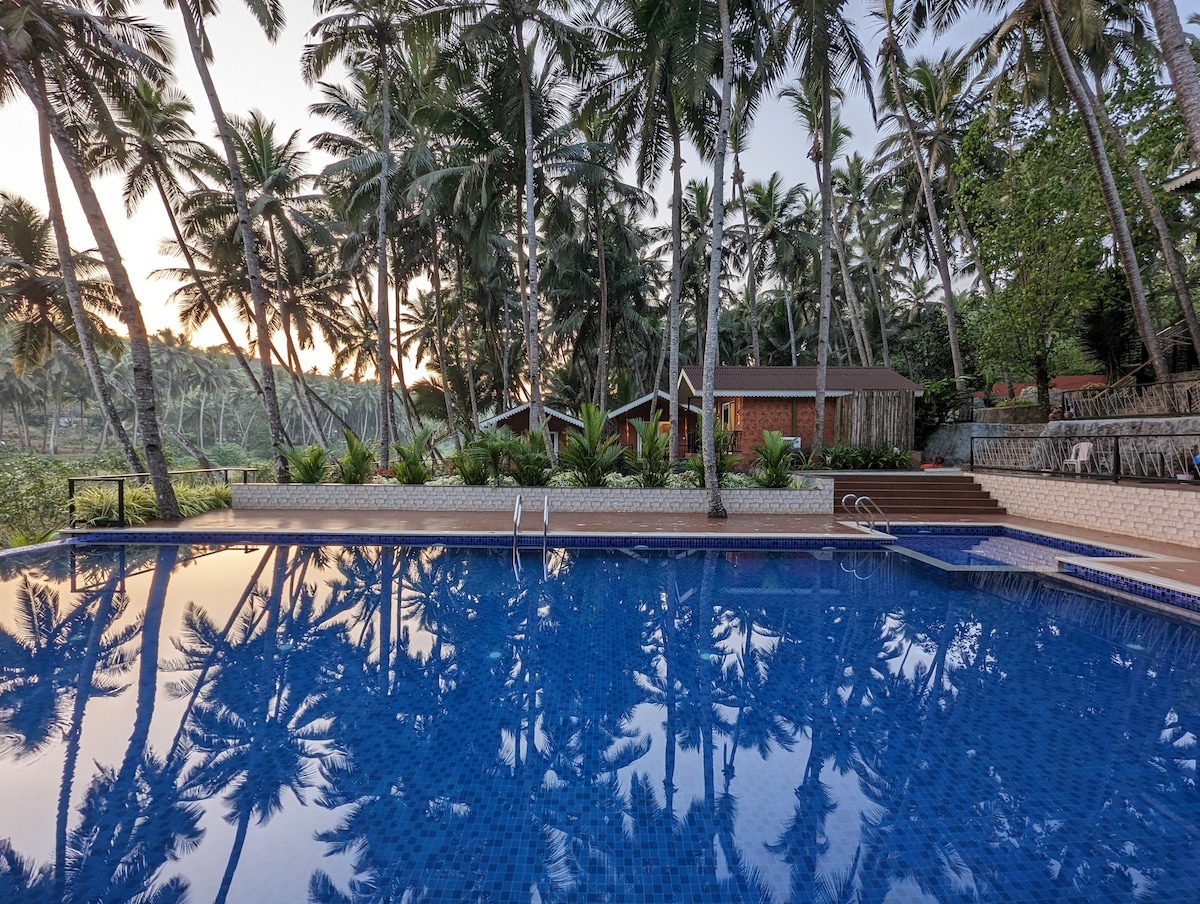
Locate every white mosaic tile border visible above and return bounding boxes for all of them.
[975,473,1200,548]
[232,481,834,515]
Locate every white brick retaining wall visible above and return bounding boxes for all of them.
[975,473,1200,547]
[232,481,834,515]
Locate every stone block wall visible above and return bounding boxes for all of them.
[975,473,1200,548]
[232,481,835,515]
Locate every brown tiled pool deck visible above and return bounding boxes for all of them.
[72,506,1200,619]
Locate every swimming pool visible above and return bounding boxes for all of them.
[888,526,1135,569]
[1,539,1198,902]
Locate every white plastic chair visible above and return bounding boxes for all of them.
[1062,441,1093,473]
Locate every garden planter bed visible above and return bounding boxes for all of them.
[231,481,835,515]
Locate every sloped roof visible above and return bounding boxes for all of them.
[1165,167,1200,193]
[478,403,584,430]
[680,366,923,397]
[606,390,701,419]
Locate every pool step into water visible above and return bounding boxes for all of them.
[832,473,1006,517]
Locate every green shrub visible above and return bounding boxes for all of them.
[509,430,550,486]
[630,412,671,488]
[820,445,912,470]
[751,430,799,488]
[391,427,434,484]
[280,444,333,483]
[0,453,71,538]
[558,404,626,487]
[683,418,741,488]
[472,426,514,486]
[204,441,258,467]
[450,438,490,485]
[71,481,232,526]
[337,430,377,484]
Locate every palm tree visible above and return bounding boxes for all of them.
[304,0,414,465]
[118,78,269,406]
[169,0,290,482]
[0,9,179,517]
[874,0,966,384]
[778,0,874,458]
[1144,0,1200,160]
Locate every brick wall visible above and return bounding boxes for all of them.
[975,473,1200,547]
[233,481,835,515]
[737,398,836,456]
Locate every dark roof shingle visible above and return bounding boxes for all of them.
[680,366,922,395]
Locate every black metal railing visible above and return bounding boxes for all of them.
[969,434,1200,483]
[686,430,742,455]
[1060,377,1200,420]
[68,467,257,528]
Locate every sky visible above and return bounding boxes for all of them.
[0,0,991,373]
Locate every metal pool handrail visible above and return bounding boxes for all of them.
[512,495,523,577]
[841,492,890,535]
[542,495,550,580]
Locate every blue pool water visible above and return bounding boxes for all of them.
[890,527,1133,568]
[1,540,1198,903]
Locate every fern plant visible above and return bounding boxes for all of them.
[280,444,332,483]
[337,430,377,484]
[751,430,799,488]
[630,412,671,488]
[558,403,626,487]
[392,427,434,484]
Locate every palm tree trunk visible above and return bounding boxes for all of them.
[174,0,289,483]
[853,214,892,367]
[151,170,265,399]
[1146,0,1200,161]
[831,209,871,365]
[514,21,544,432]
[812,71,835,459]
[882,36,965,385]
[34,102,144,475]
[784,281,798,366]
[702,0,733,519]
[1088,82,1200,360]
[733,148,760,363]
[376,45,394,465]
[1040,0,1170,381]
[214,808,251,904]
[3,45,180,518]
[667,96,685,462]
[594,203,611,407]
[430,226,460,447]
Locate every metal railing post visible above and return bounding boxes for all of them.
[68,478,76,527]
[117,478,126,528]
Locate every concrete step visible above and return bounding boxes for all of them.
[832,473,1005,515]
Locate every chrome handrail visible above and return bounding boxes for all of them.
[854,495,890,535]
[512,495,523,577]
[542,495,550,580]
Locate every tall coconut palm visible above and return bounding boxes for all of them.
[304,0,414,465]
[168,0,290,482]
[874,0,965,384]
[1144,0,1200,160]
[422,0,594,435]
[0,11,180,517]
[778,0,874,458]
[701,0,734,519]
[117,78,269,405]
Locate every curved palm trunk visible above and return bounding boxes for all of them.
[702,0,733,519]
[831,208,871,365]
[35,103,144,475]
[1088,84,1200,360]
[430,226,460,446]
[668,98,685,462]
[1146,0,1200,161]
[174,0,289,483]
[1040,0,1170,381]
[853,216,892,367]
[376,47,394,465]
[515,22,544,433]
[784,281,798,366]
[4,47,181,519]
[150,170,265,400]
[812,72,834,460]
[882,36,965,386]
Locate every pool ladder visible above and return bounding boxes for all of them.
[511,495,552,579]
[841,493,890,535]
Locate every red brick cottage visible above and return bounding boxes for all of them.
[607,390,702,459]
[679,365,923,456]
